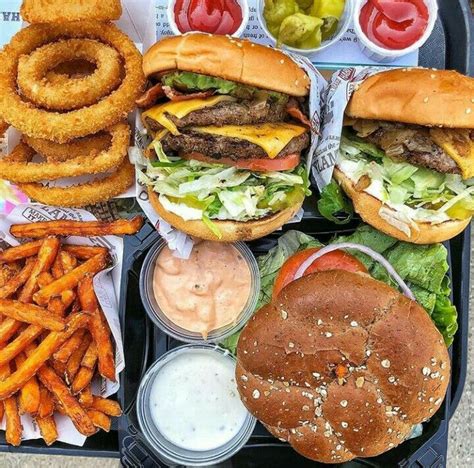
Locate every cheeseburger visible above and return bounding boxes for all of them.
[334,68,474,244]
[137,33,311,241]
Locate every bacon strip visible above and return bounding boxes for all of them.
[286,103,311,128]
[135,83,165,108]
[163,86,214,101]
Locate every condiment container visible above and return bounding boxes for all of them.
[140,238,260,343]
[136,344,256,466]
[167,0,249,37]
[257,0,354,55]
[353,0,438,63]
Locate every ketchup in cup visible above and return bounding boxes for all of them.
[174,0,243,35]
[360,0,429,50]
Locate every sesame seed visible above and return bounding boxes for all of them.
[388,376,396,383]
[295,80,299,85]
[241,375,248,382]
[422,367,431,376]
[430,74,436,79]
[317,319,323,325]
[302,405,310,411]
[431,371,440,379]
[283,381,289,387]
[435,398,442,405]
[423,97,429,103]
[366,350,372,357]
[350,321,358,327]
[315,407,322,417]
[253,341,257,346]
[336,445,342,451]
[252,389,260,399]
[356,377,365,388]
[281,310,288,320]
[312,372,321,379]
[340,400,348,407]
[288,342,295,348]
[344,315,349,319]
[471,98,474,103]
[325,332,333,338]
[341,422,348,428]
[389,443,394,448]
[324,431,331,438]
[466,108,472,114]
[377,398,383,404]
[441,362,447,370]
[381,359,391,368]
[280,59,285,64]
[264,391,270,396]
[250,43,255,47]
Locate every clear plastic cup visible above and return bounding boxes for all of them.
[136,344,256,466]
[353,0,438,63]
[140,238,260,343]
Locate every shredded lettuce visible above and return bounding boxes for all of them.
[221,225,458,353]
[332,130,474,228]
[142,143,310,236]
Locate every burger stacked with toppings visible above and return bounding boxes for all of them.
[137,33,312,241]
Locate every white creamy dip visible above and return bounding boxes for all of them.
[149,349,248,451]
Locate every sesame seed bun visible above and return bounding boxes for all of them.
[142,33,310,97]
[236,270,450,463]
[148,187,303,242]
[346,68,474,129]
[334,168,470,244]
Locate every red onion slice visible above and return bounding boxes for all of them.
[293,242,416,301]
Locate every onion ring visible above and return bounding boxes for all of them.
[18,39,122,111]
[0,22,145,143]
[0,122,130,182]
[47,59,97,79]
[24,133,112,163]
[20,0,122,23]
[17,159,135,208]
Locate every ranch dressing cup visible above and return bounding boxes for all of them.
[136,344,256,466]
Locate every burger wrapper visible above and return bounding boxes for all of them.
[133,56,327,258]
[312,66,389,190]
[0,204,125,446]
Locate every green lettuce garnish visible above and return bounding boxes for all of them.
[317,180,353,224]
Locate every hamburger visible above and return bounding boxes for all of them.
[236,267,450,463]
[137,33,311,241]
[332,68,474,244]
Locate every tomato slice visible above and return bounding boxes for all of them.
[181,152,301,172]
[272,247,368,298]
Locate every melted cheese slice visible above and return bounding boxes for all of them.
[193,123,307,159]
[430,128,474,179]
[142,96,234,136]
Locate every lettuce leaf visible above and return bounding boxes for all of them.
[317,180,354,224]
[221,224,458,353]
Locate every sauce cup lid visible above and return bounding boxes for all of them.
[353,0,438,63]
[140,238,260,344]
[136,344,256,466]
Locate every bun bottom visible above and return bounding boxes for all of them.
[148,188,303,242]
[334,168,470,244]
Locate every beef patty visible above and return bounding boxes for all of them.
[161,131,310,161]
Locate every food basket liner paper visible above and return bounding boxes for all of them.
[313,66,388,190]
[133,49,327,258]
[0,204,125,446]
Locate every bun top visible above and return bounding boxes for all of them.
[143,33,310,97]
[236,270,450,463]
[346,68,474,128]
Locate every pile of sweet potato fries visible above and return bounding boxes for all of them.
[0,216,143,445]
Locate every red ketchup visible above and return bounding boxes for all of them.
[174,0,243,35]
[360,0,429,50]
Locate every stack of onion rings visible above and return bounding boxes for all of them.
[18,39,122,111]
[20,0,122,23]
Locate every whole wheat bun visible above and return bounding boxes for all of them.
[236,270,450,463]
[148,188,303,242]
[334,168,470,244]
[142,33,310,97]
[346,68,474,128]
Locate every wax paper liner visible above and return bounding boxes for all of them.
[0,203,125,446]
[133,50,326,258]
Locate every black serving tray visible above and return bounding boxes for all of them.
[117,218,470,468]
[0,0,471,461]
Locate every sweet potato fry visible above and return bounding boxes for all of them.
[65,334,92,383]
[0,319,23,343]
[11,216,144,238]
[0,324,44,367]
[0,299,65,331]
[37,384,54,418]
[51,251,64,279]
[0,258,35,299]
[37,271,54,289]
[87,409,111,432]
[33,253,108,306]
[15,352,40,415]
[0,240,42,263]
[0,312,89,400]
[78,385,93,407]
[36,415,58,446]
[63,245,109,260]
[35,365,96,436]
[60,251,77,271]
[18,236,60,303]
[0,364,22,446]
[0,263,19,288]
[81,341,98,369]
[90,396,122,417]
[71,366,95,395]
[77,276,115,381]
[54,329,86,363]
